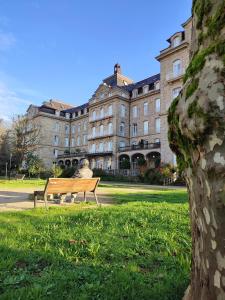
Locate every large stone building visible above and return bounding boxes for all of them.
[27,17,192,173]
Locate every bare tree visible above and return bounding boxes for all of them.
[10,115,41,168]
[168,0,225,299]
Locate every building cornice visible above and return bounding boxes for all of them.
[156,42,189,61]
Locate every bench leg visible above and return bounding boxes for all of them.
[94,191,99,205]
[84,192,87,202]
[34,194,37,208]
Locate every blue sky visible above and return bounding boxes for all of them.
[0,0,192,120]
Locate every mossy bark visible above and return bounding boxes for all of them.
[168,0,225,299]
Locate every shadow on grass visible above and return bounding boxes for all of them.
[0,240,189,300]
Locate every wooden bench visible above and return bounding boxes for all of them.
[34,177,100,208]
[15,174,25,180]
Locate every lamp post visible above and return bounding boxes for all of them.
[9,153,12,180]
[5,162,8,179]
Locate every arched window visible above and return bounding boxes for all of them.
[100,124,104,136]
[77,136,81,146]
[92,126,96,137]
[119,122,125,136]
[100,107,104,118]
[155,98,161,113]
[173,59,182,77]
[173,36,181,47]
[108,105,113,116]
[121,104,126,117]
[91,144,96,153]
[108,141,113,151]
[108,122,113,134]
[92,110,96,120]
[99,142,104,152]
[172,87,181,99]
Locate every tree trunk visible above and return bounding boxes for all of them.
[168,1,225,299]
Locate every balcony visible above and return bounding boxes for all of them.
[88,132,113,140]
[57,151,87,159]
[89,113,113,123]
[166,69,185,83]
[118,142,161,153]
[86,151,113,157]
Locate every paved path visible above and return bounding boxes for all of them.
[0,187,113,211]
[0,183,186,212]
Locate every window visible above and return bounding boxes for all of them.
[155,82,160,90]
[155,98,161,113]
[173,154,177,166]
[119,122,125,136]
[66,113,70,119]
[143,85,148,94]
[83,121,87,131]
[100,124,104,136]
[72,125,75,134]
[99,142,104,152]
[172,87,181,99]
[77,136,81,146]
[155,118,161,133]
[78,123,81,132]
[119,141,125,149]
[100,93,104,100]
[71,138,75,147]
[108,105,113,116]
[121,104,126,117]
[108,122,113,134]
[65,125,69,134]
[144,102,148,116]
[64,137,69,147]
[108,141,113,151]
[92,127,96,137]
[173,59,182,77]
[132,123,137,137]
[55,122,60,132]
[91,144,96,153]
[83,135,87,145]
[55,110,60,116]
[92,110,96,120]
[155,138,160,144]
[53,149,58,158]
[132,89,137,98]
[54,135,59,146]
[132,106,138,118]
[173,36,181,47]
[143,121,149,135]
[100,107,104,118]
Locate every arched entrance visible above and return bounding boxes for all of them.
[58,160,64,166]
[119,154,130,169]
[72,159,79,167]
[131,153,145,170]
[146,152,161,168]
[65,160,71,167]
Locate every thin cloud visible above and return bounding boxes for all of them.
[0,31,16,51]
[0,81,32,121]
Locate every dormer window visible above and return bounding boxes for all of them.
[55,110,60,116]
[100,93,104,100]
[123,80,128,86]
[132,89,138,98]
[66,113,70,119]
[72,113,76,119]
[143,85,148,94]
[173,36,181,47]
[155,82,160,90]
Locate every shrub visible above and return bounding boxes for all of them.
[144,168,165,185]
[39,170,52,179]
[52,165,63,178]
[60,167,76,178]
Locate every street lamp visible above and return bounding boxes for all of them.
[9,153,12,180]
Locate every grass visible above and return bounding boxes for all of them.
[0,179,46,189]
[0,183,191,300]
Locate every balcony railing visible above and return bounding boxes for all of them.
[57,151,87,159]
[89,113,113,123]
[166,69,185,82]
[88,132,113,140]
[86,151,113,157]
[118,142,161,153]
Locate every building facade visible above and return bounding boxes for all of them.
[27,18,192,173]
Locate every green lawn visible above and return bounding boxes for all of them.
[0,184,191,300]
[0,179,46,189]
